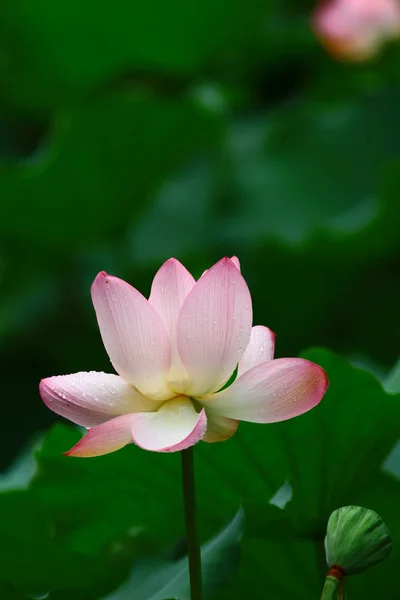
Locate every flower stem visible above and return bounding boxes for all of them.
[320,575,342,600]
[181,447,203,600]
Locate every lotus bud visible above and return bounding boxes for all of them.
[325,505,392,575]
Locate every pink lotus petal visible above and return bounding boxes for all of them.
[230,256,241,271]
[204,358,328,423]
[149,258,195,387]
[237,326,276,377]
[176,257,252,396]
[200,256,240,279]
[149,258,195,336]
[91,272,172,400]
[203,413,239,443]
[65,414,137,457]
[131,397,207,452]
[39,372,158,428]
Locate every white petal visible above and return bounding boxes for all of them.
[91,272,172,400]
[203,358,328,423]
[176,257,252,396]
[39,371,158,427]
[237,326,275,376]
[131,397,207,452]
[203,413,239,443]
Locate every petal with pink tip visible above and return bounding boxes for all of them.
[131,397,207,452]
[91,272,172,400]
[149,258,195,386]
[200,256,240,279]
[39,372,158,428]
[237,326,276,376]
[65,414,137,457]
[203,413,239,443]
[204,358,328,423]
[149,258,195,336]
[230,256,241,271]
[177,257,252,396]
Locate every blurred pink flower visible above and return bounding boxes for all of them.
[313,0,400,61]
[39,257,328,456]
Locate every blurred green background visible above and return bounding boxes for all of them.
[1,0,400,598]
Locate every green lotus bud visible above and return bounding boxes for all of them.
[324,506,392,575]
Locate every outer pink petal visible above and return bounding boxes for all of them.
[131,397,207,452]
[39,372,158,428]
[65,414,137,457]
[91,272,172,400]
[176,257,252,396]
[237,326,276,376]
[203,358,328,423]
[203,413,239,443]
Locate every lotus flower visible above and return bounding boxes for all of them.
[39,257,328,456]
[313,0,400,61]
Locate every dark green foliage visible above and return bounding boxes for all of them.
[1,351,399,598]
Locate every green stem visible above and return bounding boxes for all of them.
[181,447,203,600]
[320,576,340,600]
